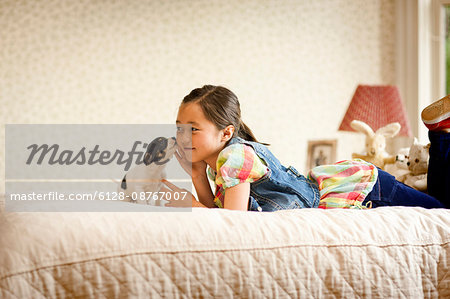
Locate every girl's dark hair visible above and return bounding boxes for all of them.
[182,85,269,145]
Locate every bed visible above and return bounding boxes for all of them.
[0,198,449,298]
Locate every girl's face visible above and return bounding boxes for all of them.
[176,102,230,168]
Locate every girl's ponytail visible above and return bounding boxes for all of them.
[237,120,270,146]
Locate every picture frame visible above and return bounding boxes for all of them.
[306,139,337,171]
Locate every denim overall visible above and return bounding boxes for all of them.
[227,137,320,212]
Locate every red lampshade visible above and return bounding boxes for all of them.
[338,85,412,136]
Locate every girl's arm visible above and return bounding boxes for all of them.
[223,182,250,211]
[174,148,216,208]
[162,179,210,208]
[192,173,216,208]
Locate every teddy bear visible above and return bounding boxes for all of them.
[401,138,430,191]
[350,120,401,170]
[384,147,410,181]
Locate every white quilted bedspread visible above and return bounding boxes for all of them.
[0,203,449,298]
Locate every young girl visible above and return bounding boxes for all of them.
[163,85,448,211]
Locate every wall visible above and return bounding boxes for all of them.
[0,0,396,192]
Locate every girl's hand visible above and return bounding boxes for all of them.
[161,179,207,208]
[174,146,207,179]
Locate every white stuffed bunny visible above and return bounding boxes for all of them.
[350,120,401,170]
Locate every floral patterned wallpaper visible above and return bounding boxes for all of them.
[0,0,396,193]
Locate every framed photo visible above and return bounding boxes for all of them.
[306,139,337,171]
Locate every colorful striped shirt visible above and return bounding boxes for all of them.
[307,159,377,209]
[207,143,269,208]
[207,143,377,210]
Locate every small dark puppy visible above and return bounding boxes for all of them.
[118,137,177,205]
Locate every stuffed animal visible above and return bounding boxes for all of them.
[384,147,410,181]
[402,138,430,191]
[350,120,401,169]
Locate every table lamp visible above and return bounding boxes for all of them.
[339,85,412,137]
